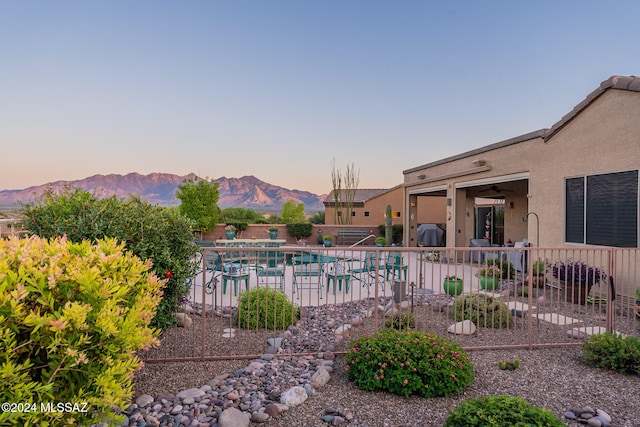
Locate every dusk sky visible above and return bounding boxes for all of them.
[2,1,639,195]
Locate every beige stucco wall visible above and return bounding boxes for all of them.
[324,187,404,227]
[403,86,640,297]
[404,89,640,250]
[404,136,541,247]
[416,196,447,224]
[532,90,640,247]
[359,187,404,226]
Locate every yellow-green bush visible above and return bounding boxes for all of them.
[0,236,163,426]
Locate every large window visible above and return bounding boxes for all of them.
[565,170,638,247]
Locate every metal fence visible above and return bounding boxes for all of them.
[142,245,639,363]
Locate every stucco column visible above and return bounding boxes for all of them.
[407,194,418,246]
[452,187,468,248]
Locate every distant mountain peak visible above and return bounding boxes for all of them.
[0,173,325,211]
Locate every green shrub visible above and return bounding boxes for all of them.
[286,223,313,240]
[516,284,529,297]
[377,224,403,244]
[532,259,548,276]
[20,188,198,329]
[452,294,512,329]
[226,222,248,232]
[344,329,475,398]
[444,395,563,426]
[234,287,298,330]
[385,312,415,330]
[582,332,640,375]
[0,236,162,426]
[485,258,515,279]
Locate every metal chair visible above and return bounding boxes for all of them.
[351,251,386,290]
[384,251,408,281]
[255,250,286,292]
[469,239,501,263]
[292,251,325,298]
[186,246,222,295]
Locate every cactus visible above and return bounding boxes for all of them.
[498,359,521,371]
[385,204,392,246]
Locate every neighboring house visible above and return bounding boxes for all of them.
[324,187,404,227]
[403,75,639,251]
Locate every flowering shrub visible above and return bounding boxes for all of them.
[224,224,236,232]
[452,294,512,329]
[0,236,162,426]
[444,395,563,426]
[344,329,475,397]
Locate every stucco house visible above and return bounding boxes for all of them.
[324,186,447,229]
[403,75,639,251]
[324,187,404,227]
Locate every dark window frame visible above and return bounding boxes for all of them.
[565,170,638,248]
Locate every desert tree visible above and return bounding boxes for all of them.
[331,159,360,225]
[280,200,306,224]
[175,177,220,233]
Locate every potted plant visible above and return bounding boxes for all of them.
[224,225,236,240]
[267,226,279,240]
[323,235,333,247]
[529,259,548,288]
[551,260,607,305]
[532,260,547,275]
[443,275,464,296]
[426,250,440,262]
[478,264,501,291]
[375,237,386,247]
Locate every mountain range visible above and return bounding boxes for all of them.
[0,173,327,211]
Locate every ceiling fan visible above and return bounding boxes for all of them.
[479,184,513,193]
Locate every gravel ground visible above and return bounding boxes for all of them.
[134,294,640,426]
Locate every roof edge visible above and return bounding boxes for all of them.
[403,129,546,175]
[323,185,403,204]
[544,75,640,141]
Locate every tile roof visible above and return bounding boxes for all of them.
[544,75,640,140]
[323,188,398,204]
